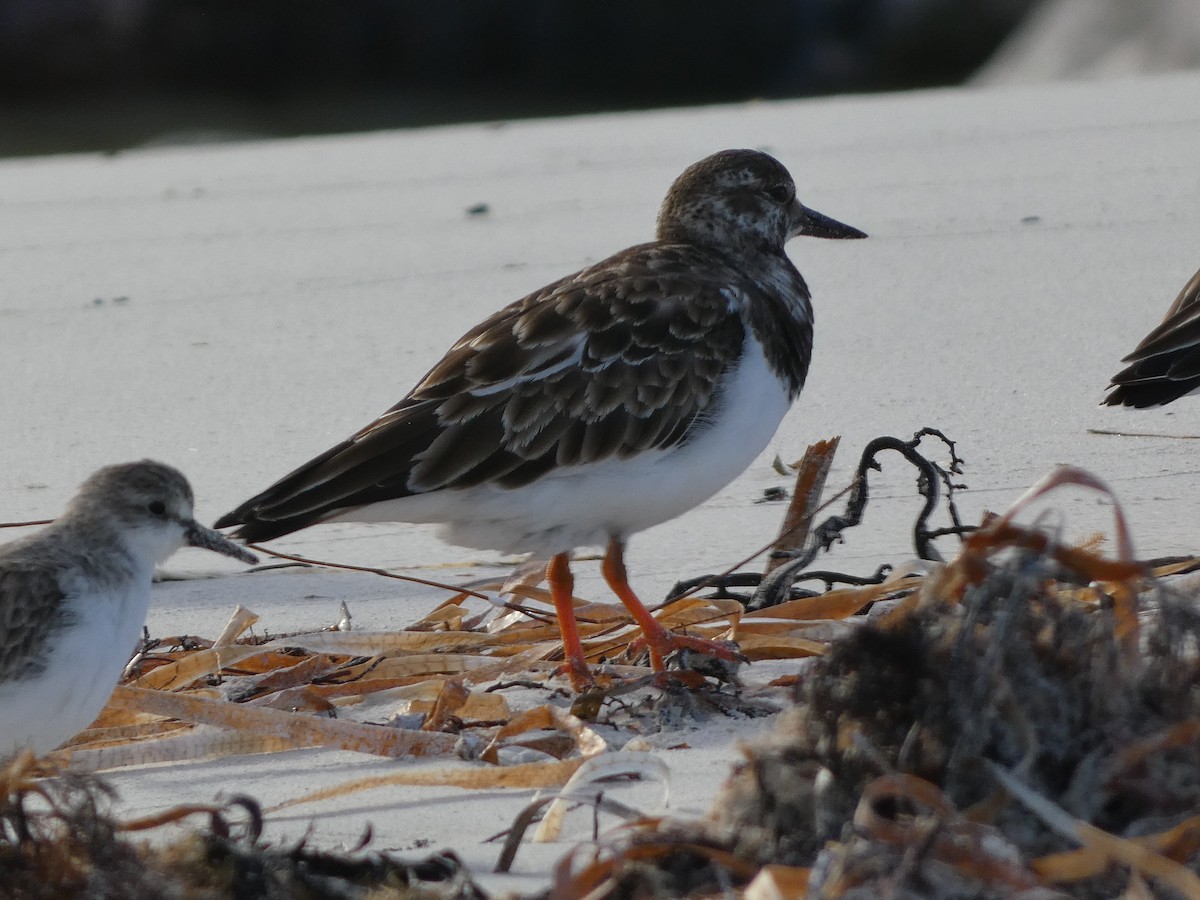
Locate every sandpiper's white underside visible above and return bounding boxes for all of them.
[328,337,793,555]
[0,564,152,758]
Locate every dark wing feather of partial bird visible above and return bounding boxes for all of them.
[217,244,751,541]
[1105,265,1200,407]
[0,563,70,683]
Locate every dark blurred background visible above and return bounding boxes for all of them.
[0,0,1194,157]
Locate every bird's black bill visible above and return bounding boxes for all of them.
[794,204,867,240]
[187,521,259,564]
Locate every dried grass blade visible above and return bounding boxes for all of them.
[989,466,1135,564]
[743,579,918,622]
[132,644,275,691]
[365,653,562,688]
[333,653,510,682]
[533,750,668,842]
[247,686,338,715]
[240,654,339,698]
[327,679,445,711]
[488,705,607,759]
[423,677,470,731]
[260,631,499,654]
[107,686,459,758]
[1151,557,1200,577]
[115,803,227,831]
[1032,815,1200,883]
[53,729,296,772]
[733,635,829,659]
[268,756,590,814]
[62,720,192,749]
[501,585,631,625]
[764,437,839,575]
[656,596,743,628]
[972,466,1145,650]
[214,605,259,646]
[415,691,508,722]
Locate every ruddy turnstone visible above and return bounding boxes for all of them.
[0,461,257,759]
[1105,264,1200,407]
[216,149,865,689]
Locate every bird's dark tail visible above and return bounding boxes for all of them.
[213,505,332,543]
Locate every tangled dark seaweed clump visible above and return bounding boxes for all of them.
[592,544,1200,899]
[0,770,485,900]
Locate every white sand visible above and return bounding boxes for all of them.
[2,71,1199,893]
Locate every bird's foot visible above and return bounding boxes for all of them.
[553,655,597,693]
[628,627,747,677]
[552,626,745,695]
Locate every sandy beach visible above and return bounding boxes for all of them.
[2,70,1199,894]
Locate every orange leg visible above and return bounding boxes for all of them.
[601,537,743,675]
[547,553,593,691]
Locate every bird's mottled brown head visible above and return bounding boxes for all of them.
[656,149,865,256]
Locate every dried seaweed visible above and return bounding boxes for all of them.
[557,466,1200,898]
[0,758,486,898]
[668,429,972,611]
[8,439,1200,898]
[750,428,971,610]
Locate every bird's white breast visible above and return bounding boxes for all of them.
[0,569,151,758]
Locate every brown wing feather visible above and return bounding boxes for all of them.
[217,244,749,541]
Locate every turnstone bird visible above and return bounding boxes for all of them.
[1105,263,1200,407]
[0,461,257,759]
[216,149,865,689]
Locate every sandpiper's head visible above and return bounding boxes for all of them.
[64,461,257,567]
[656,149,866,256]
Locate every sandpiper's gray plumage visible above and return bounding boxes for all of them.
[0,460,257,759]
[216,149,865,689]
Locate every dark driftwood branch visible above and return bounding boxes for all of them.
[749,428,972,609]
[667,429,973,610]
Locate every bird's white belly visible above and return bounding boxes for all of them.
[0,579,150,758]
[334,339,794,555]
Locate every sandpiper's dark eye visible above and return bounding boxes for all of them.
[765,184,792,204]
[147,500,167,517]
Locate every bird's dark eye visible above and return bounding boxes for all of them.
[147,500,167,517]
[765,184,793,204]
